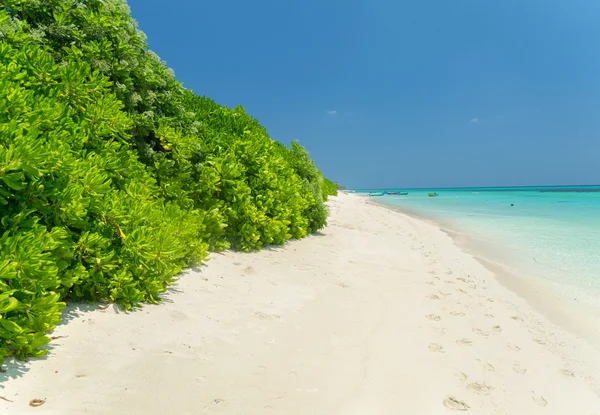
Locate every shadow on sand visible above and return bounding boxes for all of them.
[1,229,328,384]
[0,302,132,386]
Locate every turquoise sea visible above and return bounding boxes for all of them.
[357,186,600,307]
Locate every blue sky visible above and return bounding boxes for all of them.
[129,0,600,189]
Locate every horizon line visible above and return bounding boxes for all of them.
[349,184,600,191]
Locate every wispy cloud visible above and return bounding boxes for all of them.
[469,117,480,124]
[327,110,337,115]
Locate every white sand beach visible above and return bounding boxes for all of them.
[2,194,600,414]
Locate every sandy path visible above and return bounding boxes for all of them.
[1,194,600,414]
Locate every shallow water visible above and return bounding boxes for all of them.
[360,186,600,307]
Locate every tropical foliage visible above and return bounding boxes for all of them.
[0,1,337,363]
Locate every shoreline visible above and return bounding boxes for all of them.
[363,196,600,350]
[2,194,600,413]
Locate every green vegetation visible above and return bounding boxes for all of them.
[0,1,337,363]
[334,182,346,191]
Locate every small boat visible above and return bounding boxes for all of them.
[368,191,386,196]
[387,191,408,195]
[428,193,439,197]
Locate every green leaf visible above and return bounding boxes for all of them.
[1,173,25,191]
[0,297,19,314]
[0,319,22,336]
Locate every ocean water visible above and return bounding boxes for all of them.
[358,186,600,307]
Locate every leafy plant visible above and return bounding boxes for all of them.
[158,93,315,251]
[0,0,338,363]
[280,141,336,231]
[0,41,206,360]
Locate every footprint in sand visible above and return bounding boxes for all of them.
[534,338,546,345]
[443,396,470,411]
[426,314,442,321]
[507,343,521,351]
[456,338,473,346]
[425,281,436,286]
[445,280,456,284]
[170,310,189,321]
[450,311,466,317]
[473,328,489,337]
[476,359,495,372]
[560,369,576,378]
[492,325,502,332]
[445,270,454,275]
[427,295,441,300]
[457,288,468,295]
[532,395,548,407]
[512,363,527,375]
[255,311,281,320]
[510,315,523,322]
[456,277,468,283]
[485,313,494,318]
[428,270,438,275]
[429,343,445,353]
[467,382,493,395]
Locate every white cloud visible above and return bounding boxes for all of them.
[469,117,480,123]
[327,110,337,115]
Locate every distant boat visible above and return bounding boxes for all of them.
[368,191,386,196]
[428,193,439,197]
[387,191,408,195]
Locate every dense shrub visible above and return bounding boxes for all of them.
[0,42,206,361]
[174,93,321,250]
[0,0,338,363]
[322,178,339,200]
[281,141,337,231]
[1,0,186,147]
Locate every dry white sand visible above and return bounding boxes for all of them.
[2,194,600,414]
